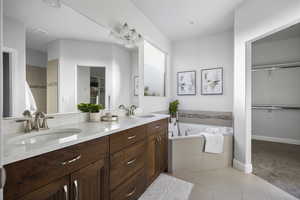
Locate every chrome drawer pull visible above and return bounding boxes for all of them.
[127,135,136,140]
[125,187,136,197]
[155,125,161,129]
[61,155,82,166]
[63,184,69,200]
[74,180,79,200]
[127,158,137,165]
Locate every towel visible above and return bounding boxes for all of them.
[201,132,224,154]
[25,81,37,113]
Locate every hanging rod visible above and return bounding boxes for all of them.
[252,62,300,72]
[252,105,300,110]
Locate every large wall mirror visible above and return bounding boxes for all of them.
[143,41,166,97]
[2,0,139,118]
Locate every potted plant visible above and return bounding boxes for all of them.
[169,100,179,117]
[77,103,104,122]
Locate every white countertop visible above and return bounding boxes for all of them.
[3,114,169,165]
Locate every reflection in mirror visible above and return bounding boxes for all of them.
[144,41,166,97]
[2,0,139,118]
[77,66,106,107]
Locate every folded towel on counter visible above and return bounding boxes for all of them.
[201,132,224,154]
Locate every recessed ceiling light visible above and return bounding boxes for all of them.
[42,0,61,8]
[188,20,196,25]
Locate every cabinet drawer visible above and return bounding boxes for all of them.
[4,137,109,200]
[146,119,168,136]
[110,140,146,190]
[111,169,146,200]
[110,125,146,154]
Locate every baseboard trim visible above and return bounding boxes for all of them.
[233,159,252,174]
[252,135,300,145]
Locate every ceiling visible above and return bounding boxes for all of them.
[131,0,244,41]
[4,0,113,52]
[255,22,300,44]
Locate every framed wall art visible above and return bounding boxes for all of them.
[201,68,223,95]
[177,71,196,95]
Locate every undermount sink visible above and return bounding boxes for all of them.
[8,128,82,145]
[137,114,156,118]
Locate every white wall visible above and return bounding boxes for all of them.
[130,49,139,106]
[26,48,47,67]
[252,37,300,143]
[111,45,131,108]
[171,31,234,112]
[3,16,26,116]
[234,0,300,173]
[77,66,90,104]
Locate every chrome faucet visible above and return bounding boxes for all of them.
[16,110,54,133]
[119,105,137,116]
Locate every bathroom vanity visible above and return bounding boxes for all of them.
[3,117,169,200]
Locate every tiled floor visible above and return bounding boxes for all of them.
[173,168,298,200]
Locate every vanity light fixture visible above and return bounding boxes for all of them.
[42,0,61,8]
[110,23,143,48]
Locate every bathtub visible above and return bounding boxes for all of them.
[169,122,233,174]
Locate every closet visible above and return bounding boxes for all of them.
[251,23,300,199]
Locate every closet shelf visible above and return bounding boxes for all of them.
[252,105,300,110]
[252,62,300,72]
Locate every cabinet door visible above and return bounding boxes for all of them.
[146,134,160,184]
[17,176,69,200]
[159,130,168,172]
[70,158,109,200]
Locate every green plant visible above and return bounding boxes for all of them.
[77,103,90,112]
[169,100,179,117]
[77,103,104,113]
[89,104,103,113]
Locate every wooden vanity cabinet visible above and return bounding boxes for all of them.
[16,176,70,200]
[146,119,168,185]
[70,159,109,200]
[4,118,169,200]
[109,125,148,200]
[4,137,109,200]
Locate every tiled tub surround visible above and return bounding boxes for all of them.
[170,123,233,174]
[155,110,233,127]
[3,113,169,165]
[178,110,233,127]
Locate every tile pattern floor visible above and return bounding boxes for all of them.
[173,168,298,200]
[252,140,300,198]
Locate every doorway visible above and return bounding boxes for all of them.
[77,66,106,108]
[251,23,300,198]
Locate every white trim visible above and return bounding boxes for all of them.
[252,135,300,145]
[233,159,252,174]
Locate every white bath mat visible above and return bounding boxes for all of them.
[139,173,194,200]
